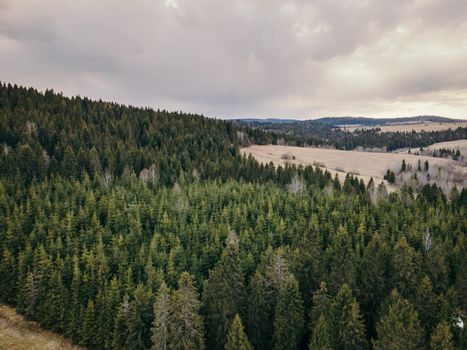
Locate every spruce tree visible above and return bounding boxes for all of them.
[373,290,424,350]
[203,231,246,349]
[309,314,332,350]
[113,294,131,350]
[169,272,205,350]
[430,321,454,350]
[127,284,154,350]
[81,299,97,347]
[151,282,171,350]
[358,233,388,337]
[326,226,356,294]
[225,314,253,350]
[329,284,367,350]
[273,274,304,350]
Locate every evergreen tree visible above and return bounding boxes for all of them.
[329,284,367,350]
[308,314,332,350]
[127,284,154,350]
[358,233,388,337]
[81,299,97,347]
[225,314,253,350]
[273,274,304,350]
[170,272,205,350]
[203,231,246,349]
[391,237,421,299]
[430,321,454,350]
[373,290,424,350]
[151,282,171,350]
[327,226,356,294]
[113,294,131,350]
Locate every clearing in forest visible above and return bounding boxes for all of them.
[342,121,467,133]
[0,304,83,350]
[242,145,467,191]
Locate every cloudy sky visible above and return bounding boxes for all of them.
[1,0,467,119]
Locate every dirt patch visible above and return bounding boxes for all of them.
[0,304,83,350]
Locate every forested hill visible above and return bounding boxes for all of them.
[0,82,467,350]
[0,82,277,185]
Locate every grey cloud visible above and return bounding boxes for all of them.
[0,0,466,118]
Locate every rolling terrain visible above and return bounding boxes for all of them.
[242,144,467,191]
[342,121,467,133]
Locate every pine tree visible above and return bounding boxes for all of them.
[358,233,388,337]
[327,226,356,294]
[415,276,438,337]
[373,290,424,350]
[225,314,253,350]
[81,299,97,347]
[203,231,246,349]
[273,274,304,350]
[151,282,171,350]
[329,284,367,350]
[113,294,131,350]
[308,314,332,350]
[127,284,154,350]
[430,321,453,350]
[391,237,421,299]
[0,248,16,304]
[169,272,205,350]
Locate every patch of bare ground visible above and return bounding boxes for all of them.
[241,145,467,192]
[0,304,84,350]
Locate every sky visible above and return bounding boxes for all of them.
[1,0,467,120]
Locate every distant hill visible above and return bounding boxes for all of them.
[236,115,464,127]
[234,118,299,124]
[313,116,464,126]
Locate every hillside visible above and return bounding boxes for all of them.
[242,144,467,192]
[235,116,467,151]
[0,82,274,186]
[0,304,83,350]
[0,84,466,350]
[313,115,464,126]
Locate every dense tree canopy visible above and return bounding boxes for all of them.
[0,83,466,349]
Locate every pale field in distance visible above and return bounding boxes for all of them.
[241,145,467,190]
[424,139,467,156]
[0,304,83,350]
[342,122,467,133]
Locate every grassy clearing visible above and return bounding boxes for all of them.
[342,121,467,133]
[241,144,467,191]
[0,304,84,350]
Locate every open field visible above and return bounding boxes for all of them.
[242,145,467,190]
[0,304,83,350]
[424,139,467,156]
[342,122,467,133]
[397,139,467,158]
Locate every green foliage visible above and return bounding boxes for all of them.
[225,314,253,350]
[0,84,465,349]
[329,284,368,350]
[273,274,304,350]
[169,272,205,350]
[203,231,246,349]
[373,290,424,350]
[151,283,171,350]
[430,321,454,350]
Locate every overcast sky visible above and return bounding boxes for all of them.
[1,0,466,119]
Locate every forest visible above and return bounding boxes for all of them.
[236,118,467,152]
[1,82,467,350]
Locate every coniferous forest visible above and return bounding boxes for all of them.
[1,82,467,350]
